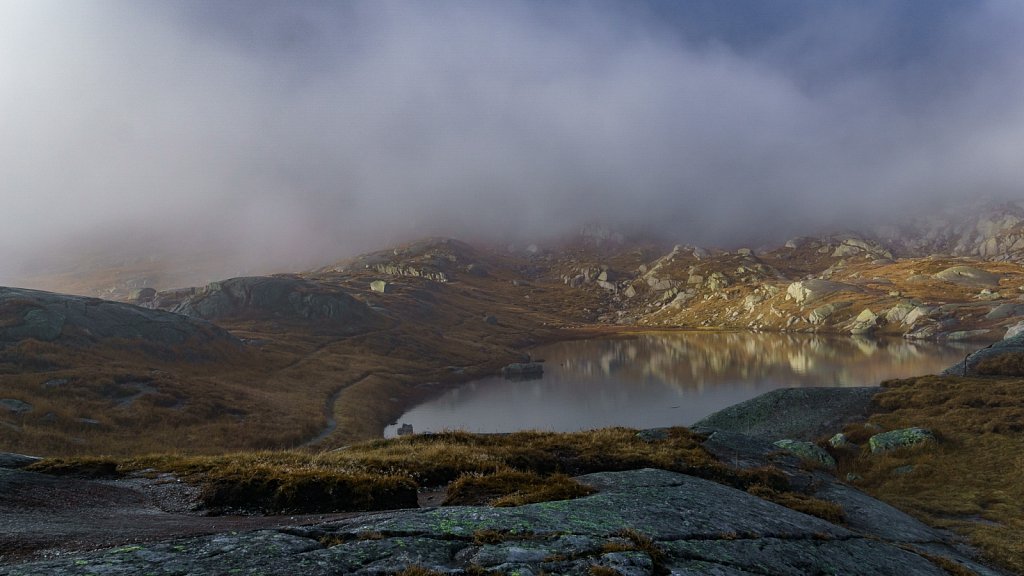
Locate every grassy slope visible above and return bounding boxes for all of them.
[834,375,1024,572]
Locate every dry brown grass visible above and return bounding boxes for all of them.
[0,264,580,456]
[834,375,1024,573]
[27,427,820,520]
[975,352,1024,376]
[445,470,595,507]
[745,484,846,524]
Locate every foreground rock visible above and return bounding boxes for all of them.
[0,287,237,350]
[3,466,1000,576]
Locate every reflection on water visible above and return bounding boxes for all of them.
[384,332,976,437]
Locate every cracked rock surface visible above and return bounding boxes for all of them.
[2,466,1005,576]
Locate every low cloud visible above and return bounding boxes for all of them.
[2,0,1023,281]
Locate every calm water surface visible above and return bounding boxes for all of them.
[383,332,976,437]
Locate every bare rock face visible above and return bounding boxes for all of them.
[170,277,381,330]
[0,286,236,349]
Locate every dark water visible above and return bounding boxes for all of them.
[383,332,976,437]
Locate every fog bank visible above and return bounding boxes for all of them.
[2,0,1023,279]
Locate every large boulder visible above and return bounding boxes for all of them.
[171,277,380,330]
[0,286,236,348]
[808,301,851,325]
[869,428,935,453]
[933,266,1001,289]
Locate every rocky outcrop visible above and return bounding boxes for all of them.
[941,332,1024,376]
[693,387,881,441]
[4,466,999,576]
[0,286,236,349]
[170,277,380,330]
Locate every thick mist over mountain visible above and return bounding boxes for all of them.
[2,1,1024,283]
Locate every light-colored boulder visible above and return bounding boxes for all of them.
[773,439,836,470]
[869,428,935,453]
[848,309,879,334]
[902,305,934,326]
[808,301,851,325]
[786,279,861,306]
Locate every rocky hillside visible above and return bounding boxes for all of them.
[0,287,236,350]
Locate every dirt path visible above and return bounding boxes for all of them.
[0,467,355,565]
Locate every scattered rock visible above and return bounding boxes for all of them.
[772,439,837,469]
[370,280,388,293]
[829,433,854,449]
[483,314,498,325]
[869,427,935,453]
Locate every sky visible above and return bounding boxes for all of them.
[2,0,1024,279]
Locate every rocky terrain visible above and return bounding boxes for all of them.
[1,204,1024,574]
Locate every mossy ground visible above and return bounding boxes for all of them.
[832,375,1024,573]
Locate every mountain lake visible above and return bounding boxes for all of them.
[384,331,977,437]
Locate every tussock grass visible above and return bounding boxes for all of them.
[445,470,594,507]
[28,427,814,517]
[835,375,1024,573]
[745,484,846,524]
